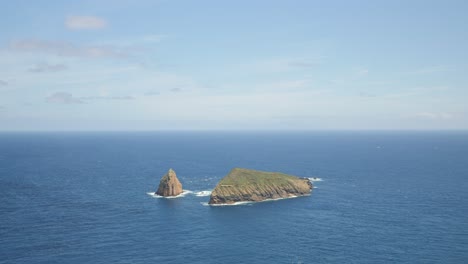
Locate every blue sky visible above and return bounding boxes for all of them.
[0,0,467,130]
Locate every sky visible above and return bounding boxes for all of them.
[0,0,467,131]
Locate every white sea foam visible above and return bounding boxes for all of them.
[308,177,323,182]
[208,201,254,206]
[166,190,193,198]
[146,190,193,199]
[146,192,160,198]
[206,194,308,207]
[262,197,295,203]
[194,190,212,197]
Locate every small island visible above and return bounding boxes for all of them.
[156,168,183,197]
[208,168,313,205]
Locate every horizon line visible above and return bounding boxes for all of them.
[1,129,467,133]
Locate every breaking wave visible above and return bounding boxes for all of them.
[308,177,323,182]
[146,190,193,199]
[147,190,213,198]
[194,190,212,197]
[204,194,308,207]
[203,201,254,207]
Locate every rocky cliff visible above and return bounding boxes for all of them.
[156,168,183,197]
[209,168,312,205]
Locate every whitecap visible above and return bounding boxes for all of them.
[208,201,254,206]
[264,194,311,201]
[194,190,212,197]
[308,177,323,182]
[146,192,160,198]
[146,190,192,199]
[206,194,308,206]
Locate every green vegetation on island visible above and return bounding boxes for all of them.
[209,168,313,205]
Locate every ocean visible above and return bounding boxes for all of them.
[1,131,467,263]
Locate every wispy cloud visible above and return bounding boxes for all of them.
[414,112,454,120]
[79,95,135,100]
[271,114,329,120]
[139,34,165,44]
[45,92,84,104]
[28,63,68,73]
[10,39,127,59]
[357,69,369,75]
[262,80,311,90]
[170,87,182,93]
[220,79,315,95]
[0,80,7,86]
[144,91,160,96]
[65,15,108,30]
[405,65,451,75]
[45,92,135,104]
[287,61,317,68]
[245,58,321,73]
[329,67,371,87]
[359,92,377,98]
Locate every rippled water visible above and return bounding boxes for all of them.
[1,131,467,263]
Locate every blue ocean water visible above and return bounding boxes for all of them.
[1,131,467,263]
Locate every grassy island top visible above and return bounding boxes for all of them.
[217,168,302,187]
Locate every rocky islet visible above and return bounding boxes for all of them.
[155,168,183,197]
[208,168,313,205]
[154,168,313,204]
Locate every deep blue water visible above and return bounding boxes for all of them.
[1,131,467,263]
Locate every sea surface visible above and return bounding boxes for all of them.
[1,131,467,263]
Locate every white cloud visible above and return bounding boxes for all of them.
[144,91,160,96]
[414,112,454,120]
[242,57,321,73]
[45,92,135,104]
[357,69,369,75]
[28,63,68,73]
[219,79,314,94]
[287,61,317,68]
[45,92,84,104]
[259,79,311,91]
[359,92,377,98]
[406,65,451,75]
[10,39,127,59]
[65,16,108,30]
[140,34,165,43]
[79,95,135,100]
[170,87,182,93]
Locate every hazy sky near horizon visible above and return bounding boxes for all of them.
[1,0,467,130]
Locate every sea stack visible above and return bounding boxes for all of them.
[209,168,313,205]
[156,168,183,197]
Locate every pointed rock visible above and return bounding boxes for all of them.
[156,168,183,197]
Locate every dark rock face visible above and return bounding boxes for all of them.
[156,168,183,197]
[209,168,312,205]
